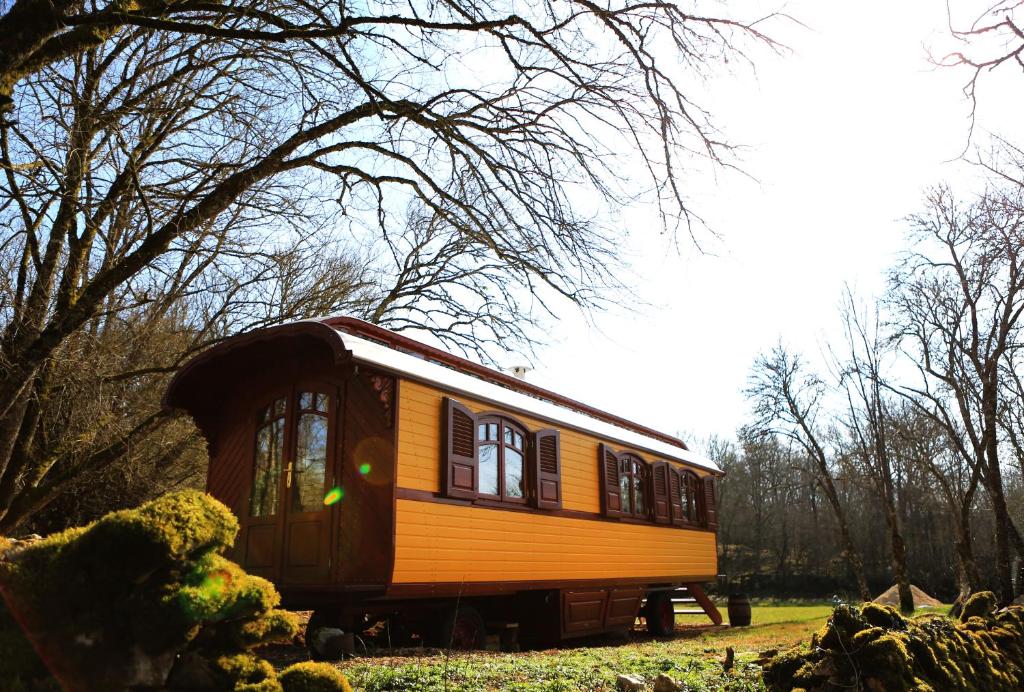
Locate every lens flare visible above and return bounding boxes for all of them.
[359,463,371,475]
[323,486,344,506]
[198,569,232,602]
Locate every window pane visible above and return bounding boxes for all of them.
[300,392,315,410]
[514,432,523,449]
[250,419,284,517]
[505,448,524,498]
[489,423,498,440]
[480,444,499,495]
[633,474,646,515]
[272,397,286,417]
[620,474,631,514]
[315,392,329,412]
[504,426,513,445]
[292,413,328,513]
[478,423,487,441]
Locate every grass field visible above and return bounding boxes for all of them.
[327,604,842,691]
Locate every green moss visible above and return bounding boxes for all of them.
[227,608,300,648]
[279,662,353,692]
[762,646,812,691]
[960,591,997,621]
[216,652,277,685]
[762,602,1024,692]
[862,602,907,630]
[0,491,294,691]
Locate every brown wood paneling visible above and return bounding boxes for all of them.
[393,486,718,533]
[562,589,608,635]
[336,367,396,586]
[605,587,645,629]
[385,575,716,600]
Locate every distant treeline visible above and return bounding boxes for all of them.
[712,431,1022,602]
[710,158,1024,608]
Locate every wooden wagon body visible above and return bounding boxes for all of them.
[165,317,722,643]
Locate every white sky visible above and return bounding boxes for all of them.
[499,1,1024,446]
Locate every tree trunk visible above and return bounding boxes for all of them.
[884,505,914,613]
[818,474,872,602]
[983,399,1015,605]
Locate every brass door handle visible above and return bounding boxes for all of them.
[285,463,293,488]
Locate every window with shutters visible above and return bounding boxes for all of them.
[442,398,563,509]
[477,416,528,504]
[442,398,479,499]
[533,429,562,509]
[619,453,650,520]
[676,470,705,526]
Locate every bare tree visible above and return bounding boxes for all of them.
[888,404,984,611]
[939,1,1024,119]
[746,344,872,602]
[365,190,622,364]
[0,2,782,530]
[886,180,1024,604]
[834,293,914,612]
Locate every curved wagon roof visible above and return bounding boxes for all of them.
[165,316,721,474]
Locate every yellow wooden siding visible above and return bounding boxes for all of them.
[396,379,709,513]
[393,379,718,584]
[392,498,717,583]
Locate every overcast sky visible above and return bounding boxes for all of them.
[501,1,1023,447]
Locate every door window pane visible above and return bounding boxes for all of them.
[480,444,499,495]
[292,411,329,513]
[250,416,285,517]
[505,448,524,498]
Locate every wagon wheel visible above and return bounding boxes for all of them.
[305,608,351,661]
[645,592,676,637]
[305,609,330,661]
[433,603,486,650]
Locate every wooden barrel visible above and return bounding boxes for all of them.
[727,594,751,627]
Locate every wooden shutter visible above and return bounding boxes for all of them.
[703,476,718,530]
[533,429,562,510]
[651,461,671,524]
[442,397,478,499]
[598,444,622,517]
[668,467,684,525]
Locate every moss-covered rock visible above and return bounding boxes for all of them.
[0,490,298,692]
[278,661,353,692]
[960,591,998,621]
[762,595,1024,692]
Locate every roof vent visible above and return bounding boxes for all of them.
[508,365,532,380]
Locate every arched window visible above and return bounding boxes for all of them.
[619,454,649,518]
[680,470,704,525]
[291,391,331,513]
[250,397,287,517]
[248,389,332,518]
[477,416,527,503]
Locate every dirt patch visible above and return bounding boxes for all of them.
[873,584,943,609]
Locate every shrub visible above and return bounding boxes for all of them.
[0,490,346,691]
[279,661,354,692]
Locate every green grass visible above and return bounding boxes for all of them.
[333,604,832,691]
[322,603,949,691]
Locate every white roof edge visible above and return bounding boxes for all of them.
[325,326,720,474]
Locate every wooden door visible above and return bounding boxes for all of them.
[280,384,338,584]
[240,391,290,581]
[239,385,338,584]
